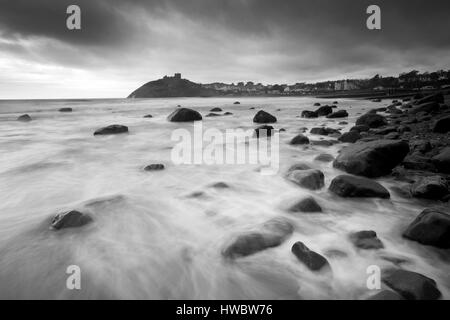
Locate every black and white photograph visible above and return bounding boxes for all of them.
[0,0,449,306]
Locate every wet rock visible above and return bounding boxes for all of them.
[210,182,230,189]
[143,114,153,118]
[314,102,321,106]
[333,140,410,178]
[310,127,340,136]
[94,124,129,135]
[402,155,436,172]
[413,93,444,105]
[17,114,32,122]
[410,176,449,200]
[206,112,221,117]
[356,113,388,128]
[210,107,222,112]
[339,131,361,143]
[409,102,440,115]
[382,269,441,300]
[432,147,450,173]
[222,218,294,258]
[350,125,370,133]
[410,140,432,154]
[349,230,384,249]
[301,110,318,118]
[287,169,325,190]
[254,125,274,138]
[326,110,348,118]
[233,101,240,104]
[51,210,93,230]
[315,105,333,116]
[329,175,390,198]
[339,121,348,125]
[371,126,397,135]
[291,242,330,271]
[253,110,277,123]
[290,134,309,145]
[403,208,450,248]
[168,108,202,122]
[224,112,233,115]
[144,163,165,171]
[367,290,404,300]
[311,140,335,147]
[333,101,338,104]
[315,153,335,162]
[287,163,312,173]
[59,107,72,112]
[288,196,322,213]
[433,116,450,133]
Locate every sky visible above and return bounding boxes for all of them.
[0,0,450,99]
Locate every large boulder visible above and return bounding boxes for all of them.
[356,113,387,128]
[433,116,450,133]
[290,134,309,145]
[403,208,450,248]
[432,147,450,173]
[326,110,348,118]
[349,230,384,249]
[301,110,318,118]
[315,105,333,116]
[333,140,410,178]
[222,218,293,258]
[287,169,325,190]
[168,108,202,122]
[17,114,32,122]
[291,242,330,271]
[288,196,322,213]
[94,124,129,135]
[382,269,441,300]
[329,175,390,198]
[51,210,93,230]
[253,110,277,123]
[410,176,449,200]
[338,131,361,143]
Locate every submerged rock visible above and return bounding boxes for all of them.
[59,107,72,112]
[51,210,93,230]
[288,196,322,213]
[17,114,32,122]
[144,163,165,171]
[210,182,230,189]
[290,134,309,145]
[287,169,325,190]
[287,163,312,173]
[329,175,390,198]
[410,176,449,200]
[326,110,348,118]
[222,218,294,258]
[301,110,318,118]
[210,107,222,112]
[291,242,330,271]
[206,112,221,117]
[349,230,384,249]
[382,269,441,300]
[314,153,335,162]
[356,113,388,128]
[403,208,450,248]
[310,127,340,136]
[168,108,202,122]
[143,114,153,118]
[253,110,277,123]
[94,124,129,135]
[333,140,409,178]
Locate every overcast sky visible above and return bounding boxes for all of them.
[0,0,449,99]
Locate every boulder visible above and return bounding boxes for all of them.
[433,116,450,133]
[287,169,325,190]
[254,125,274,138]
[94,124,129,135]
[410,176,449,200]
[315,153,335,162]
[288,196,322,213]
[333,140,410,177]
[367,290,404,300]
[403,208,450,248]
[409,102,440,115]
[51,210,93,230]
[253,110,277,123]
[290,134,309,145]
[432,147,450,173]
[326,110,348,118]
[17,114,32,122]
[349,230,384,249]
[168,108,202,122]
[310,127,340,136]
[286,163,312,173]
[350,125,370,133]
[329,175,390,198]
[143,114,153,118]
[233,101,240,104]
[222,218,294,258]
[315,105,333,116]
[144,163,165,171]
[59,107,72,112]
[210,107,222,112]
[339,131,361,143]
[356,113,388,128]
[291,242,330,271]
[382,269,441,300]
[301,110,318,118]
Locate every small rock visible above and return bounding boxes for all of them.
[143,114,153,118]
[253,110,277,124]
[410,176,449,200]
[17,114,32,122]
[314,153,335,162]
[409,102,440,115]
[329,175,390,198]
[349,230,384,249]
[383,269,441,300]
[144,163,165,171]
[94,124,128,135]
[310,127,340,136]
[210,107,222,112]
[206,112,221,117]
[287,169,325,190]
[326,110,348,118]
[224,112,233,115]
[314,103,321,106]
[59,107,72,112]
[288,196,322,213]
[287,163,312,173]
[233,101,240,105]
[210,182,230,189]
[51,210,93,230]
[290,134,309,145]
[168,108,202,122]
[291,241,330,271]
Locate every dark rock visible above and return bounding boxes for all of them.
[222,218,294,258]
[402,155,436,172]
[59,107,72,112]
[287,163,312,173]
[367,290,404,300]
[333,101,338,104]
[210,107,222,112]
[333,140,410,178]
[413,93,444,105]
[338,121,348,125]
[315,105,333,116]
[224,112,233,115]
[143,114,153,118]
[371,126,397,135]
[384,132,400,140]
[410,176,448,200]
[233,101,240,104]
[254,125,274,138]
[287,169,325,190]
[329,175,390,198]
[314,103,321,106]
[315,153,335,162]
[376,107,387,112]
[291,242,330,271]
[310,127,340,136]
[249,107,255,109]
[94,124,129,135]
[403,208,450,248]
[383,269,441,300]
[51,210,93,230]
[288,196,322,213]
[210,182,230,189]
[144,163,165,171]
[410,140,432,154]
[311,140,335,147]
[339,131,361,143]
[168,108,202,122]
[326,110,348,118]
[253,110,277,123]
[17,114,32,122]
[301,110,318,118]
[356,113,388,128]
[290,134,309,145]
[206,112,221,117]
[433,116,450,133]
[409,102,440,115]
[432,147,450,173]
[349,230,384,249]
[350,125,370,133]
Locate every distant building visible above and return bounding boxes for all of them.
[334,80,359,91]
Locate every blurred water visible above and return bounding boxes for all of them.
[0,97,448,299]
